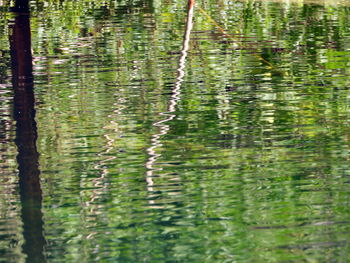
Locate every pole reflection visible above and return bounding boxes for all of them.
[145,0,195,203]
[10,1,47,262]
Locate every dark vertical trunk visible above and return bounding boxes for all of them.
[10,1,47,262]
[11,0,30,12]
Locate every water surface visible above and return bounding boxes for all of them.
[0,0,350,262]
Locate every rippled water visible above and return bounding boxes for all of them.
[1,0,350,262]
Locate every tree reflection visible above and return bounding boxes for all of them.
[10,1,47,262]
[145,0,195,203]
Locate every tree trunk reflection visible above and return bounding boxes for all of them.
[10,2,47,262]
[145,0,195,203]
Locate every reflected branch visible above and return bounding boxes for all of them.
[197,4,276,69]
[10,1,47,262]
[145,0,195,197]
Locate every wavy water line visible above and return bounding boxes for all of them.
[86,97,126,212]
[145,1,195,198]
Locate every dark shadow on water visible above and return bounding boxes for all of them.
[10,1,47,262]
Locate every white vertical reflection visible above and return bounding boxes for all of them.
[145,1,195,200]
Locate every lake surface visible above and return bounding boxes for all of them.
[1,0,350,262]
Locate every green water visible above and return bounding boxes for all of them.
[1,0,350,262]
